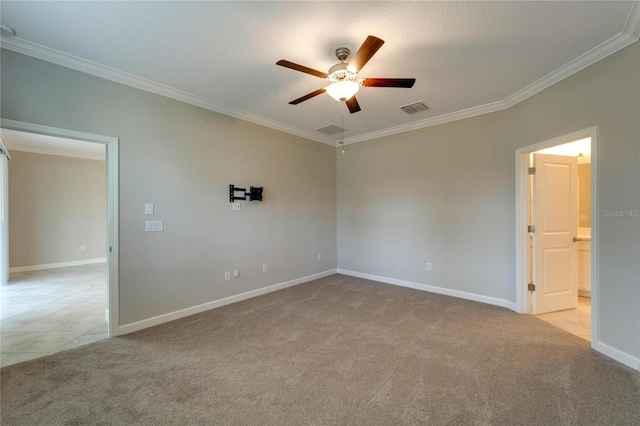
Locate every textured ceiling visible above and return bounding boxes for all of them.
[1,1,638,145]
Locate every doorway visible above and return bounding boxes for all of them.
[515,127,598,346]
[0,119,119,366]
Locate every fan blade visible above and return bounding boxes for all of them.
[289,88,326,105]
[276,60,328,79]
[345,96,361,114]
[349,36,385,72]
[362,78,416,88]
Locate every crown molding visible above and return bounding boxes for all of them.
[344,20,640,146]
[624,1,640,39]
[342,100,508,145]
[502,31,638,109]
[2,2,639,150]
[0,38,335,146]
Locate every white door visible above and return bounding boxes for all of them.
[532,153,578,314]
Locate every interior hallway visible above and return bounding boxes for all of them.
[0,263,108,367]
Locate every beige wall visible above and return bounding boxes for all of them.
[578,164,591,228]
[338,111,511,299]
[338,41,640,359]
[8,151,107,267]
[0,49,337,325]
[1,40,637,361]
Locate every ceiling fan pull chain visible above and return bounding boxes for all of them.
[340,107,345,154]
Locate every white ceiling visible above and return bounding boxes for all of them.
[536,137,591,164]
[1,1,639,146]
[1,129,105,161]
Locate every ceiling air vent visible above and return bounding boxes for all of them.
[315,124,346,135]
[399,101,430,115]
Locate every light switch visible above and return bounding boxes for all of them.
[232,203,241,212]
[145,220,163,232]
[145,203,154,215]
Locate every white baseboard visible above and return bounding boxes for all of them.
[594,341,640,371]
[9,257,107,273]
[117,269,338,336]
[336,270,640,371]
[502,300,519,312]
[578,290,592,298]
[337,269,517,311]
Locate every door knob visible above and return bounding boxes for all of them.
[573,237,582,242]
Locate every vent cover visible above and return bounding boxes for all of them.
[399,101,430,114]
[315,124,346,135]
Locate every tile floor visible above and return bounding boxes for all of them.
[537,296,591,341]
[0,263,108,367]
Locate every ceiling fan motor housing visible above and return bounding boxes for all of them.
[328,63,358,83]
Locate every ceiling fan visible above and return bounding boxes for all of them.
[276,35,416,114]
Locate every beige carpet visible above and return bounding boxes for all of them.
[2,274,639,425]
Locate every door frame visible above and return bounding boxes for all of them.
[515,126,598,346]
[0,132,10,285]
[0,118,120,337]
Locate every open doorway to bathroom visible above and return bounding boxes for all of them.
[530,138,592,341]
[0,121,119,367]
[515,127,598,345]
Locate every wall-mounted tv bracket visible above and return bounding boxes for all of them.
[229,185,263,202]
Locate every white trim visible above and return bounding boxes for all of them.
[2,119,114,145]
[514,126,600,341]
[589,129,600,347]
[624,1,640,39]
[337,269,518,312]
[343,100,508,145]
[0,119,119,339]
[515,151,530,314]
[117,269,338,335]
[0,130,12,160]
[3,5,639,149]
[106,135,119,338]
[9,258,107,273]
[343,29,638,146]
[5,146,105,162]
[0,38,335,147]
[501,32,637,109]
[594,341,640,371]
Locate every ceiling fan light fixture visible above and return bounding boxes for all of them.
[326,81,360,102]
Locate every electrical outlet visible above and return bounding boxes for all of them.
[80,245,86,252]
[233,269,239,278]
[317,254,322,262]
[145,220,163,232]
[262,264,268,273]
[426,262,433,271]
[224,271,231,281]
